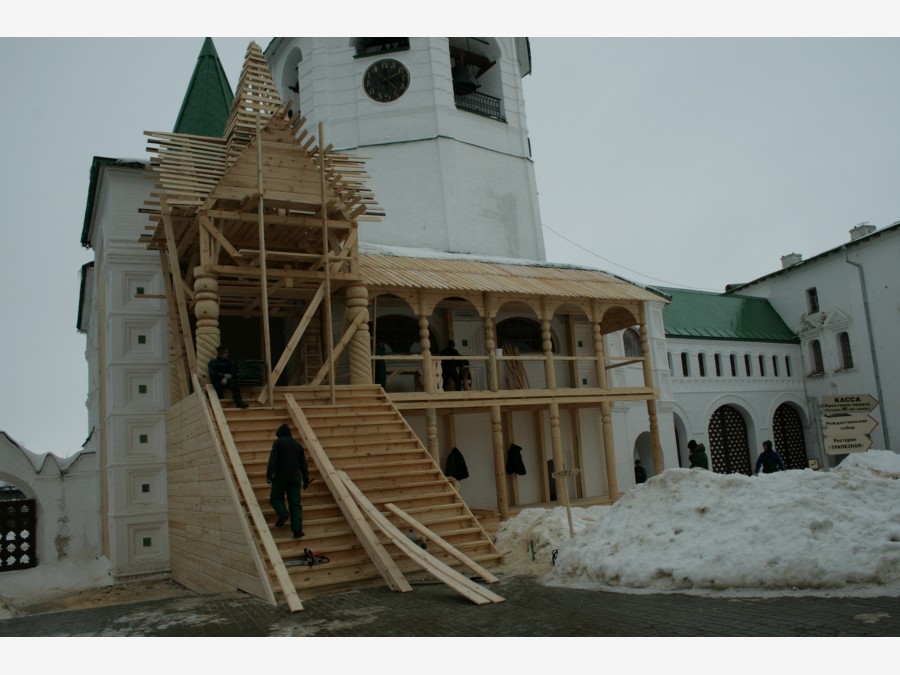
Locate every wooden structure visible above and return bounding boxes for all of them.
[141,42,665,610]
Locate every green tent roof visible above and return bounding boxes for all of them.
[172,37,234,137]
[653,287,798,343]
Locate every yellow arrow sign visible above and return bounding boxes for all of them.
[820,394,879,414]
[824,434,873,455]
[823,414,879,438]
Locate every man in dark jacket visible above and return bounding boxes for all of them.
[754,440,785,475]
[634,459,648,484]
[688,440,709,470]
[267,423,310,539]
[207,346,249,408]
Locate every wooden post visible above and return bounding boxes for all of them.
[549,401,575,538]
[535,410,550,503]
[541,314,556,391]
[639,302,665,475]
[593,308,619,500]
[426,408,439,461]
[346,283,371,385]
[319,122,336,405]
[418,314,434,394]
[483,295,498,392]
[491,405,508,520]
[256,115,274,407]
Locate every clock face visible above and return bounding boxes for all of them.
[363,58,410,102]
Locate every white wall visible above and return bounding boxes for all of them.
[0,434,101,567]
[735,226,899,456]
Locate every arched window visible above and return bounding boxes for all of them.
[758,354,766,377]
[784,355,792,377]
[448,37,505,121]
[497,317,553,353]
[623,328,642,357]
[744,354,753,377]
[838,332,854,369]
[729,354,738,377]
[681,352,691,377]
[698,353,707,377]
[772,354,779,377]
[667,351,674,376]
[810,340,824,375]
[714,353,722,377]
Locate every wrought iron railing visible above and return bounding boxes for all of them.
[454,91,505,121]
[1,499,37,572]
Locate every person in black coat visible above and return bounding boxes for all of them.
[634,459,648,484]
[207,346,249,408]
[267,423,310,538]
[440,340,464,391]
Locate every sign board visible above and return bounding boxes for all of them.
[819,394,879,415]
[824,434,873,455]
[823,414,879,438]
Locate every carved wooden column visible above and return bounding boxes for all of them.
[346,283,371,385]
[426,408,439,461]
[491,405,509,520]
[541,312,556,390]
[193,268,220,382]
[418,315,434,394]
[593,305,619,500]
[639,303,665,475]
[484,314,498,392]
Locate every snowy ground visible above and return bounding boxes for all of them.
[495,450,900,598]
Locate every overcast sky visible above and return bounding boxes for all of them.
[2,12,899,457]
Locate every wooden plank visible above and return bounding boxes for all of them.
[338,472,504,605]
[161,199,198,379]
[207,384,303,612]
[384,503,500,584]
[285,395,412,593]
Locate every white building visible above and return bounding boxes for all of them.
[726,222,899,464]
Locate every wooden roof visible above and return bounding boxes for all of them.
[359,252,665,303]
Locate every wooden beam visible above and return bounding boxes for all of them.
[384,503,500,584]
[339,472,504,605]
[199,215,246,265]
[284,395,411,593]
[257,282,326,404]
[161,198,198,379]
[309,312,366,387]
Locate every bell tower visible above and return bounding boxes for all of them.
[265,37,546,261]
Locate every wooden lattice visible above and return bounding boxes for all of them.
[1,499,37,572]
[773,404,809,470]
[708,405,752,475]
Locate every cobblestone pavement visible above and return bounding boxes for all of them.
[1,574,899,637]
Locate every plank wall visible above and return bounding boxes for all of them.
[166,392,269,599]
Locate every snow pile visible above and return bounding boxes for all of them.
[496,450,900,596]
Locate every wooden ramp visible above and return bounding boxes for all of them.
[219,385,502,604]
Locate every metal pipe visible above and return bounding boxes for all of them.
[843,247,890,450]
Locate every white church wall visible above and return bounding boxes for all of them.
[736,226,899,453]
[0,434,102,568]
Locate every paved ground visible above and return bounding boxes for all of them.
[1,574,899,637]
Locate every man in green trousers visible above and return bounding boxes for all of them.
[267,423,311,539]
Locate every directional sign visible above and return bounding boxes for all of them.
[819,394,879,415]
[824,434,873,455]
[823,414,879,438]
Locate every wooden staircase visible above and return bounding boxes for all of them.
[219,385,502,599]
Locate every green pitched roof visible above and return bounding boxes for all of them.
[173,37,234,137]
[654,287,798,343]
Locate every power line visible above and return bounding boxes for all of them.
[541,222,721,292]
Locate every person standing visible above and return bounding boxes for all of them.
[634,459,648,484]
[267,423,310,539]
[754,440,785,475]
[440,340,464,391]
[688,440,709,469]
[207,346,249,408]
